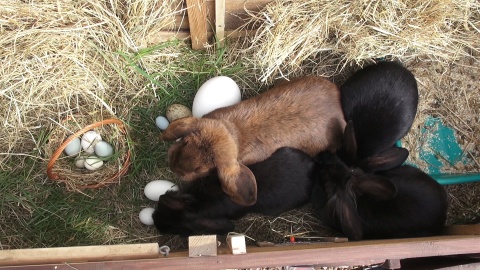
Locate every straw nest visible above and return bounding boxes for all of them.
[44,114,131,191]
[242,0,480,83]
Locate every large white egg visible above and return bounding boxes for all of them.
[139,207,155,226]
[94,141,114,157]
[144,180,179,201]
[64,137,81,156]
[84,155,104,171]
[192,76,241,118]
[81,131,102,154]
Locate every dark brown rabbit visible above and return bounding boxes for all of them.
[312,123,448,240]
[340,61,418,170]
[153,147,317,236]
[162,76,345,206]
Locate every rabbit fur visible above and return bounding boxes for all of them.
[340,61,418,170]
[312,123,448,240]
[162,76,345,206]
[153,147,317,236]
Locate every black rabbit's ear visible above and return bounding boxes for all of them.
[336,194,363,240]
[361,147,409,172]
[353,174,397,200]
[342,120,358,165]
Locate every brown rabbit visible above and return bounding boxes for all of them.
[162,76,346,206]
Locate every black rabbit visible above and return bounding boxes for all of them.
[312,123,448,241]
[340,61,418,170]
[153,147,317,236]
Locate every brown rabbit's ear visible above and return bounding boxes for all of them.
[342,120,358,164]
[361,147,409,172]
[161,117,199,141]
[352,174,397,200]
[219,163,257,206]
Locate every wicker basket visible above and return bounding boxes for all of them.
[46,116,131,190]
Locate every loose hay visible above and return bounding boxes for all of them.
[0,0,183,171]
[243,0,480,83]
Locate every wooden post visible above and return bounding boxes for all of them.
[186,0,208,50]
[215,0,226,47]
[188,235,218,257]
[227,234,246,255]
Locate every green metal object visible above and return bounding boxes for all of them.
[401,116,480,185]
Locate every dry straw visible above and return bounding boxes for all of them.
[243,0,480,83]
[0,0,183,171]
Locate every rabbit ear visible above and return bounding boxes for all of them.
[161,117,199,141]
[342,121,358,164]
[336,194,363,240]
[196,125,257,206]
[352,174,397,200]
[361,146,409,172]
[219,163,257,206]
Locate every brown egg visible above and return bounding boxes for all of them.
[166,104,192,122]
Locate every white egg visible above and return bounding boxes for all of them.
[84,155,104,171]
[94,141,114,157]
[144,180,179,201]
[64,137,81,156]
[155,116,169,130]
[81,131,102,154]
[74,154,88,168]
[139,207,155,226]
[192,76,241,118]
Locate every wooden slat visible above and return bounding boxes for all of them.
[215,0,226,46]
[2,235,480,269]
[444,225,480,235]
[165,0,274,35]
[0,243,159,267]
[185,0,208,49]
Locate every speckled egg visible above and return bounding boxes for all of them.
[166,104,192,122]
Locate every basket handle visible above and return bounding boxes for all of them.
[47,118,130,188]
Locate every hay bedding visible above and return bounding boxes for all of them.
[0,0,479,265]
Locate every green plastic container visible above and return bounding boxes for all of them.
[401,116,480,185]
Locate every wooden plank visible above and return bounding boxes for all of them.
[165,0,274,34]
[444,225,480,235]
[2,235,480,269]
[0,243,160,267]
[215,0,226,46]
[185,0,208,49]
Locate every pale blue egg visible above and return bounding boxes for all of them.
[64,137,81,156]
[94,141,114,157]
[155,116,169,130]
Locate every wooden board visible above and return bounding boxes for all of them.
[185,0,209,49]
[2,235,480,269]
[153,0,273,46]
